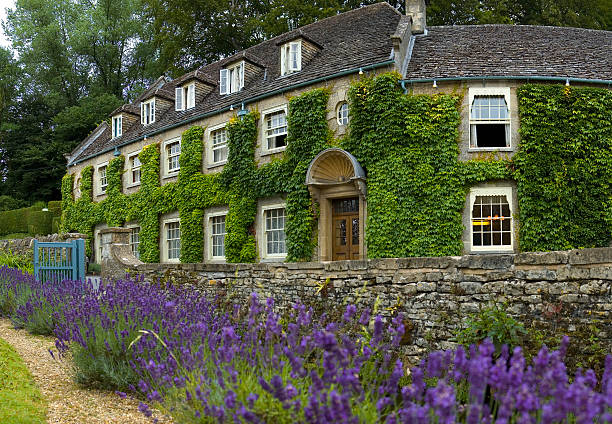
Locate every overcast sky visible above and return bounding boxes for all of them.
[0,0,15,48]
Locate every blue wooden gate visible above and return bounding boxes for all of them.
[33,239,86,282]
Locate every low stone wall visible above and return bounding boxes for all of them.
[127,247,612,360]
[0,233,88,258]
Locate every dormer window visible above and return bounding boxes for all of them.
[112,115,122,139]
[175,83,196,111]
[220,61,244,95]
[281,41,301,76]
[141,98,155,125]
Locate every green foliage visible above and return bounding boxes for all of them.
[427,0,611,30]
[514,84,612,251]
[0,252,34,275]
[454,303,527,353]
[0,196,27,212]
[62,76,611,262]
[0,338,47,424]
[346,73,468,257]
[62,88,332,263]
[0,203,62,237]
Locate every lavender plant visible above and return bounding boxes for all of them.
[0,266,610,423]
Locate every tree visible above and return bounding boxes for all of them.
[0,0,155,201]
[427,0,612,30]
[143,0,405,76]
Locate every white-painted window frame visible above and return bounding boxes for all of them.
[176,83,196,111]
[261,105,288,154]
[126,223,141,259]
[163,138,181,176]
[206,210,228,261]
[220,61,244,95]
[126,151,141,187]
[281,41,302,76]
[96,162,109,195]
[468,87,511,151]
[112,115,122,139]
[141,98,156,125]
[337,102,349,126]
[261,203,287,260]
[469,186,514,253]
[162,217,181,263]
[207,122,229,167]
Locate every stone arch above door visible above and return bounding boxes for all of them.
[305,148,367,198]
[305,148,367,261]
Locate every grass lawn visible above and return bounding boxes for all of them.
[0,337,46,424]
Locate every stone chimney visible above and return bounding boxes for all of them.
[406,0,426,34]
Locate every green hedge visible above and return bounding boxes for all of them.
[0,202,62,237]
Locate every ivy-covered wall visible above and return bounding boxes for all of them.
[62,88,333,262]
[61,73,611,262]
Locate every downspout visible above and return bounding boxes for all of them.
[69,60,395,167]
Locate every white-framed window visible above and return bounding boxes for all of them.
[207,212,227,260]
[469,87,511,149]
[175,83,196,111]
[281,41,301,76]
[97,163,108,195]
[164,139,181,175]
[262,106,288,153]
[209,124,229,165]
[337,102,349,126]
[128,225,140,259]
[469,187,514,252]
[141,98,155,125]
[220,61,244,95]
[127,152,141,186]
[112,115,122,138]
[263,206,287,258]
[163,219,181,262]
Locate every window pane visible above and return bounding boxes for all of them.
[166,222,180,259]
[211,215,226,257]
[472,194,512,248]
[265,208,286,255]
[266,110,287,150]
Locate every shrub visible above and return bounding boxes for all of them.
[454,303,527,353]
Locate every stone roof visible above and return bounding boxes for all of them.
[406,25,612,80]
[69,9,612,166]
[70,2,401,165]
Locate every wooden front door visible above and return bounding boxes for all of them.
[332,198,360,260]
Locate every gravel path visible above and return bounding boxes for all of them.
[0,318,170,424]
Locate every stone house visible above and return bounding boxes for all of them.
[63,1,612,265]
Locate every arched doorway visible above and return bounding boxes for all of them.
[305,148,367,261]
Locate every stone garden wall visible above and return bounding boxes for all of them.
[125,246,612,360]
[0,233,87,257]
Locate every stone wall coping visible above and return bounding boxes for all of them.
[129,247,612,274]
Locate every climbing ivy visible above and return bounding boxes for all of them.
[61,74,611,263]
[514,84,612,251]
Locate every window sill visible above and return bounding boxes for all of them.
[261,147,286,157]
[208,258,226,264]
[261,256,287,263]
[163,258,181,264]
[469,248,514,254]
[467,147,513,152]
[162,172,179,180]
[206,161,227,170]
[126,182,141,189]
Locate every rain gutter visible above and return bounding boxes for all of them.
[69,59,395,167]
[400,75,612,93]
